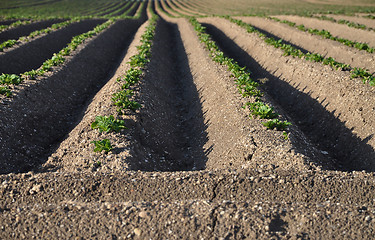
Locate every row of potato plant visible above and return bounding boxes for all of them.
[189,17,291,132]
[0,19,114,97]
[91,15,158,154]
[104,1,133,18]
[269,17,375,53]
[0,18,81,52]
[226,17,375,86]
[314,15,372,31]
[0,19,31,32]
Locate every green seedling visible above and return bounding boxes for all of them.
[0,86,11,97]
[247,102,279,119]
[91,115,126,133]
[263,119,292,131]
[0,73,22,85]
[112,89,141,113]
[91,139,113,153]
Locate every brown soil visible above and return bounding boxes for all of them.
[236,16,375,74]
[274,15,375,47]
[319,14,375,29]
[1,3,375,239]
[0,19,65,43]
[0,18,144,174]
[0,19,106,74]
[200,17,375,171]
[172,0,202,16]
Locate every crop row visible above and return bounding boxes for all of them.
[314,15,373,31]
[0,19,114,97]
[226,17,375,86]
[189,17,291,133]
[270,17,375,53]
[0,19,31,32]
[0,18,80,51]
[91,9,158,154]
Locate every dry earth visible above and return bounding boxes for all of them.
[274,15,375,47]
[0,1,375,239]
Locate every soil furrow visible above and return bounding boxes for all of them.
[0,18,144,174]
[0,19,105,74]
[0,19,65,43]
[0,169,374,208]
[236,16,375,73]
[274,15,375,47]
[127,2,141,17]
[110,1,132,17]
[126,18,207,171]
[0,20,17,26]
[43,18,150,173]
[98,2,126,17]
[0,0,61,10]
[155,14,324,173]
[320,14,375,29]
[199,17,375,172]
[1,199,374,239]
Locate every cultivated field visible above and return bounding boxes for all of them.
[1,0,375,239]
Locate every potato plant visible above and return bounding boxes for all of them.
[270,17,375,53]
[226,17,375,87]
[91,14,158,154]
[189,17,291,132]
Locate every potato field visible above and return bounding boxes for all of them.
[0,0,375,238]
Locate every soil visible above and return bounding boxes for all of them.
[318,14,375,29]
[199,17,375,171]
[1,2,375,239]
[274,15,375,47]
[236,16,375,73]
[0,19,66,43]
[0,19,106,74]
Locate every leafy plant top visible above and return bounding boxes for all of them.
[91,115,126,133]
[91,139,113,153]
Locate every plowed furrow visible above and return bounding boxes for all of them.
[127,2,141,17]
[0,19,66,43]
[0,19,144,174]
[236,16,375,73]
[274,15,375,48]
[319,14,375,30]
[0,19,105,74]
[199,17,375,171]
[1,199,373,239]
[0,170,374,208]
[125,18,207,171]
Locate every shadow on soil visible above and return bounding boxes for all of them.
[202,23,375,172]
[0,18,146,174]
[126,19,209,172]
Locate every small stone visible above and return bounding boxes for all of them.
[365,216,372,222]
[134,228,141,236]
[29,184,43,194]
[139,211,148,218]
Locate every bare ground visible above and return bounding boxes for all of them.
[0,19,106,74]
[317,14,375,29]
[274,15,375,47]
[236,16,375,73]
[0,19,65,43]
[199,17,375,172]
[1,3,375,239]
